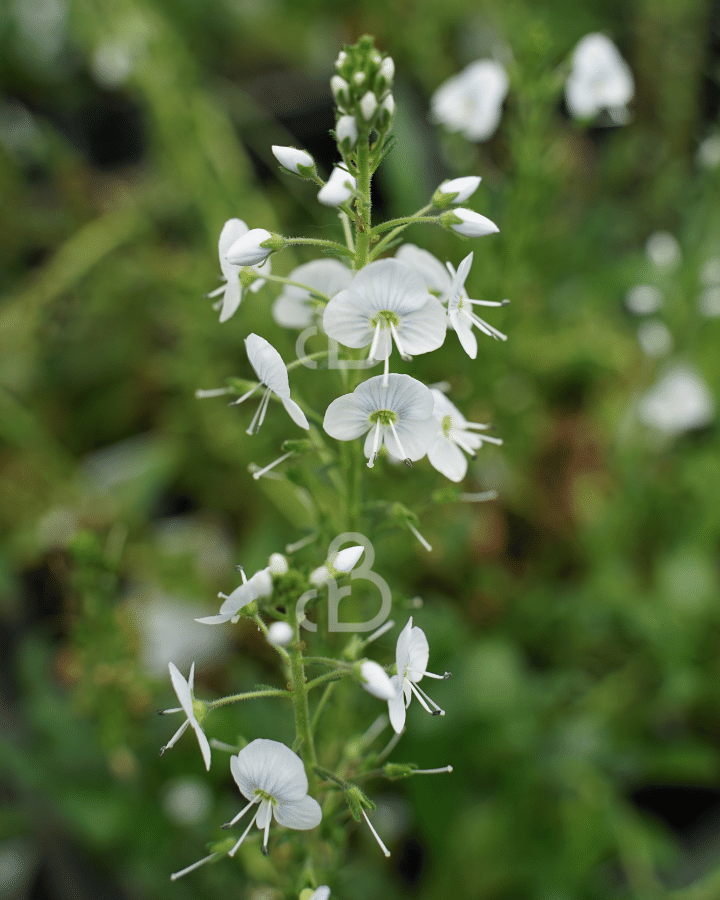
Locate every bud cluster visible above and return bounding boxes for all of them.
[331,35,395,150]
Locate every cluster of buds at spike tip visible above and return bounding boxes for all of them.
[331,36,395,145]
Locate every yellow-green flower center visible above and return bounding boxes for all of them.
[254,789,278,805]
[370,310,399,329]
[441,414,453,438]
[369,409,397,426]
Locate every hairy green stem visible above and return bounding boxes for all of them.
[288,605,319,794]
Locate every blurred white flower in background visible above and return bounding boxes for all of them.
[637,320,672,358]
[638,365,715,436]
[565,33,634,123]
[430,59,509,141]
[646,231,681,269]
[697,134,720,169]
[698,258,720,317]
[625,284,662,316]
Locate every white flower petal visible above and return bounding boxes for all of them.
[438,176,482,204]
[450,314,478,358]
[218,219,248,277]
[323,289,375,348]
[395,618,413,675]
[333,545,364,572]
[395,244,453,298]
[318,166,356,206]
[352,259,430,315]
[407,626,430,681]
[169,662,195,721]
[192,720,212,771]
[219,277,242,324]
[226,228,273,266]
[281,396,310,430]
[245,334,291,398]
[387,674,406,733]
[427,435,469,482]
[274,794,322,830]
[309,888,331,900]
[324,394,372,441]
[394,298,447,355]
[384,417,437,462]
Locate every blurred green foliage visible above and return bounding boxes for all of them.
[2,0,720,899]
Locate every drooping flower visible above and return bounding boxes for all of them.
[427,389,503,482]
[224,739,322,856]
[446,252,508,357]
[195,566,273,625]
[159,662,212,770]
[226,228,279,267]
[273,259,353,329]
[388,617,450,733]
[318,165,357,207]
[207,219,271,324]
[323,373,437,468]
[323,259,446,376]
[232,334,309,434]
[430,59,509,141]
[565,33,634,123]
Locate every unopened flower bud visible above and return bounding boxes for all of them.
[268,552,289,575]
[336,115,358,150]
[271,145,315,177]
[380,56,395,84]
[352,71,366,87]
[433,176,482,207]
[331,75,349,107]
[360,91,378,121]
[226,229,284,266]
[335,50,347,68]
[440,208,499,238]
[378,94,394,129]
[318,166,356,207]
[267,620,293,646]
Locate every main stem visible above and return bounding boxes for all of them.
[289,602,319,795]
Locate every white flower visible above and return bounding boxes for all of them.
[336,114,358,149]
[309,543,364,586]
[646,231,681,269]
[323,373,437,468]
[318,166,357,206]
[159,662,212,771]
[267,621,294,646]
[224,739,322,856]
[427,389,502,482]
[395,244,452,300]
[271,145,314,175]
[637,320,672,358]
[195,566,273,625]
[442,207,499,237]
[435,175,482,205]
[360,660,397,700]
[232,334,309,433]
[207,219,271,323]
[638,365,715,436]
[226,228,275,267]
[625,284,662,315]
[565,33,634,122]
[430,59,509,141]
[323,259,446,371]
[388,617,450,733]
[446,252,508,357]
[273,259,353,329]
[330,75,350,107]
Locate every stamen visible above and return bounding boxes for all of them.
[388,421,411,467]
[405,521,432,552]
[360,713,390,748]
[460,490,498,503]
[195,387,232,398]
[228,807,261,857]
[382,353,389,387]
[365,620,395,644]
[253,450,294,480]
[367,421,382,468]
[408,680,436,714]
[222,797,258,829]
[389,322,411,361]
[229,383,261,406]
[158,706,183,715]
[285,532,318,553]
[361,809,391,858]
[452,433,478,458]
[410,680,445,715]
[171,852,219,881]
[368,321,383,361]
[463,308,507,341]
[160,719,190,753]
[262,808,272,855]
[467,297,508,307]
[413,766,453,775]
[407,667,451,680]
[206,285,225,298]
[254,388,273,432]
[464,421,491,431]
